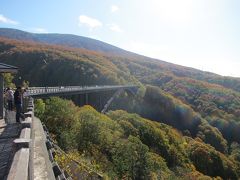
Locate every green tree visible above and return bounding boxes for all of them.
[112,136,150,179]
[34,99,45,120]
[3,73,15,88]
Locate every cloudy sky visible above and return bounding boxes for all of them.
[1,0,240,77]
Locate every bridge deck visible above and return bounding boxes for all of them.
[0,114,21,179]
[25,85,138,98]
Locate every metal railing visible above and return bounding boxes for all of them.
[25,85,137,97]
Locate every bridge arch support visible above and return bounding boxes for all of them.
[101,86,138,114]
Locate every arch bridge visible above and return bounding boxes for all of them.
[25,85,139,113]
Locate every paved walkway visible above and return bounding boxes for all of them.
[0,111,21,179]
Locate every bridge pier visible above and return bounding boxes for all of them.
[99,95,102,111]
[84,93,89,105]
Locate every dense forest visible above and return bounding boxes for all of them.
[1,30,240,179]
[35,97,240,179]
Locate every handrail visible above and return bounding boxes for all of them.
[25,85,138,97]
[7,97,34,180]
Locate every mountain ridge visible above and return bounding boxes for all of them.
[0,28,133,55]
[0,28,239,80]
[0,30,240,94]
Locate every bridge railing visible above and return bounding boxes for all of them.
[25,85,137,97]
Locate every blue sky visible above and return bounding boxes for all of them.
[0,0,240,77]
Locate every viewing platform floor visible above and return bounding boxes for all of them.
[0,116,21,179]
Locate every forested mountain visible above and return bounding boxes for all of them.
[0,30,240,179]
[0,28,240,92]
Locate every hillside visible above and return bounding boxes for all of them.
[0,28,240,92]
[0,35,240,131]
[35,97,240,179]
[0,31,240,179]
[0,36,240,142]
[0,37,140,86]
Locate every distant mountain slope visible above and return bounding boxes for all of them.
[0,28,240,92]
[0,37,140,87]
[0,37,239,131]
[1,36,240,160]
[0,28,130,55]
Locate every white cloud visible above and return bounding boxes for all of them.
[78,15,102,29]
[111,5,119,13]
[32,28,48,33]
[108,23,123,33]
[0,14,18,25]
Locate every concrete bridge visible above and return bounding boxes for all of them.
[25,85,138,98]
[25,85,138,113]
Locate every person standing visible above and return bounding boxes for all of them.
[6,87,14,111]
[14,87,23,123]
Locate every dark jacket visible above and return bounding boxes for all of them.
[14,90,22,105]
